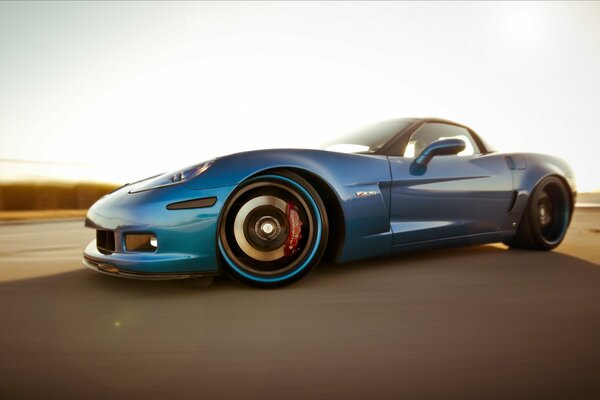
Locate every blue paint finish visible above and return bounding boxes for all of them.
[505,155,527,170]
[83,138,576,279]
[186,149,394,263]
[389,153,514,245]
[510,153,576,197]
[218,174,323,283]
[84,240,206,273]
[84,181,237,273]
[506,153,577,230]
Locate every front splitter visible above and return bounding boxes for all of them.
[82,257,217,281]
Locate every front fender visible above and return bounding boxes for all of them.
[186,149,394,262]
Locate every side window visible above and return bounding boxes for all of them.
[403,123,480,158]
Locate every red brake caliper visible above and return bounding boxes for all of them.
[285,203,303,256]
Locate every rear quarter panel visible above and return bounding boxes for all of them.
[505,152,576,230]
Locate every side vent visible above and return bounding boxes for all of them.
[507,191,518,213]
[167,197,217,210]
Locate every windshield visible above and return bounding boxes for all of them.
[322,118,415,154]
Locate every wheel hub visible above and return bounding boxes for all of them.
[538,197,553,227]
[261,222,274,235]
[254,216,281,241]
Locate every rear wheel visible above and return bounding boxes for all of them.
[507,176,571,250]
[218,171,328,288]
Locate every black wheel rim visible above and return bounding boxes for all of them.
[535,182,569,244]
[220,180,315,277]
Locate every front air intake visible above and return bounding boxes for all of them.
[125,234,157,252]
[97,230,116,254]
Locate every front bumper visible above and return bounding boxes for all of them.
[83,180,237,278]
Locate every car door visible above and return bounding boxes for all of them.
[388,122,514,246]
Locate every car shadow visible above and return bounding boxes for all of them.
[2,244,600,400]
[315,244,508,277]
[0,244,597,297]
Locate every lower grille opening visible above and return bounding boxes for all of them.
[97,230,116,254]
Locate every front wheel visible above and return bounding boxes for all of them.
[507,176,572,250]
[218,171,328,288]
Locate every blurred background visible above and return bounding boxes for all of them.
[1,1,599,215]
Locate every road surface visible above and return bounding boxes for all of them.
[1,210,599,399]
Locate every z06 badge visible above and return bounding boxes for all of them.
[356,191,377,197]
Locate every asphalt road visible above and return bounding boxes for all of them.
[1,210,599,400]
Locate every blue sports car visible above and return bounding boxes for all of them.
[83,118,576,287]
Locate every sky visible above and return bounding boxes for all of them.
[1,1,599,191]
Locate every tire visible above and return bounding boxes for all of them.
[218,171,328,288]
[507,176,571,250]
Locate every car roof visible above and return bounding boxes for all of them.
[412,117,472,130]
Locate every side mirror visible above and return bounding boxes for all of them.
[410,138,466,175]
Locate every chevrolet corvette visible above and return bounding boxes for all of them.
[83,118,576,287]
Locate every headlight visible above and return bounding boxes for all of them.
[129,159,215,193]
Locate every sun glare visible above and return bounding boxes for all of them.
[505,8,542,45]
[0,2,598,191]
